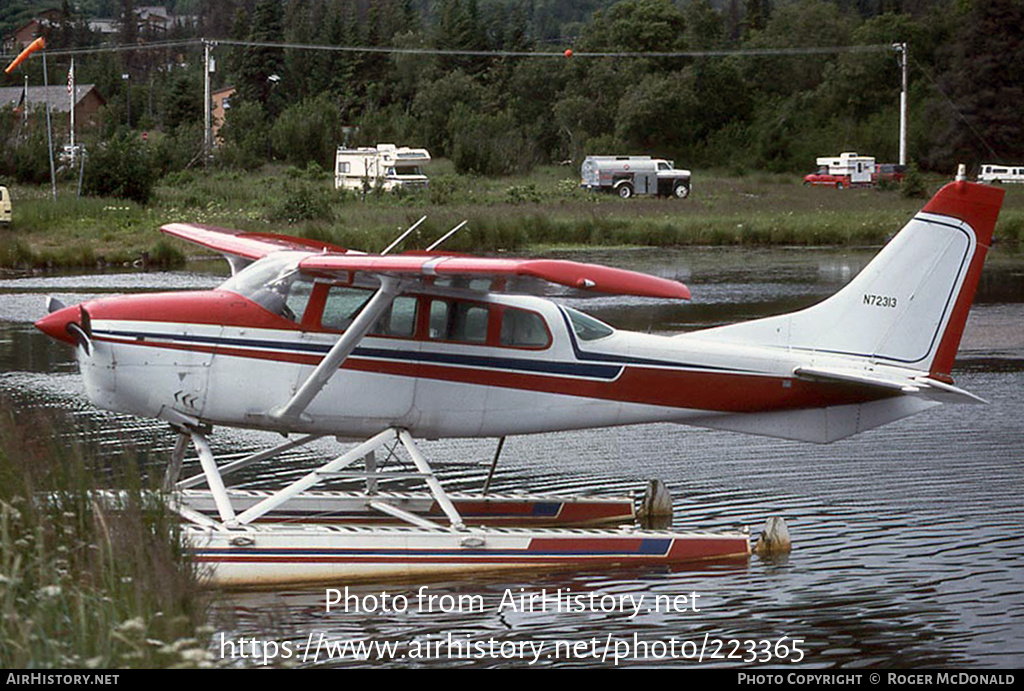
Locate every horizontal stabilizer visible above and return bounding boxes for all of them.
[793,366,985,404]
[793,366,918,393]
[909,375,987,404]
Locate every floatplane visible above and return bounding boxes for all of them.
[35,178,1003,586]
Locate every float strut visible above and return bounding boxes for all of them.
[163,431,190,492]
[190,431,237,525]
[482,436,506,495]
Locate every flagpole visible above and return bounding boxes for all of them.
[23,75,28,126]
[42,50,57,201]
[69,57,75,157]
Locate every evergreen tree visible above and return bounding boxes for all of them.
[744,0,768,35]
[236,0,286,118]
[930,0,1024,168]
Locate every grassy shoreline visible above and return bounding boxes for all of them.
[3,164,1023,270]
[0,399,213,668]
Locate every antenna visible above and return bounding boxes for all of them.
[425,220,468,252]
[380,215,426,255]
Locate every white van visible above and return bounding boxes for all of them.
[0,186,11,224]
[978,164,1024,184]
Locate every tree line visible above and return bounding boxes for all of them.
[2,0,1022,194]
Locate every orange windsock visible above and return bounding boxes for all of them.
[5,36,45,74]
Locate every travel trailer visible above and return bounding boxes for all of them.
[0,186,11,224]
[978,164,1024,184]
[804,153,877,188]
[334,144,430,192]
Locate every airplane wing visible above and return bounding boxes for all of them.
[161,222,690,299]
[299,254,691,299]
[160,223,351,274]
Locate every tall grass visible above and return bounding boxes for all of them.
[0,399,212,668]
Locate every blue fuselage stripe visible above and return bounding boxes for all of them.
[96,328,624,379]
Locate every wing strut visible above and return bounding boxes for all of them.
[380,215,426,255]
[270,276,401,423]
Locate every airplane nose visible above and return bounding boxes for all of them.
[35,304,90,350]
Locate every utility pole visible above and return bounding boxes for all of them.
[122,72,131,127]
[894,42,908,166]
[203,39,212,162]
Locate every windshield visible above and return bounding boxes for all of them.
[393,165,424,177]
[219,253,313,321]
[563,307,614,341]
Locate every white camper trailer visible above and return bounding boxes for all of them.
[0,186,11,224]
[978,164,1024,184]
[335,144,430,192]
[804,152,876,188]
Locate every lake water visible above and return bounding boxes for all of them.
[1,247,1021,669]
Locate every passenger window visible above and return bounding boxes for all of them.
[372,296,417,337]
[429,300,450,340]
[452,303,489,343]
[427,299,489,344]
[321,286,373,331]
[500,309,549,347]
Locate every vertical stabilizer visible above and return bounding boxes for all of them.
[693,181,1004,377]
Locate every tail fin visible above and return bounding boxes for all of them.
[695,181,1004,377]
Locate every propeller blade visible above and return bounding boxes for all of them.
[45,296,67,313]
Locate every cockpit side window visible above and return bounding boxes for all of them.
[371,295,418,337]
[321,285,374,331]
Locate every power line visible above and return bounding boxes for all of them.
[2,37,896,63]
[207,38,897,59]
[1,39,201,61]
[910,55,1000,161]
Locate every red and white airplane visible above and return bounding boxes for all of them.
[37,179,1003,444]
[33,179,1004,584]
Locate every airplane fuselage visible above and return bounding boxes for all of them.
[55,283,912,442]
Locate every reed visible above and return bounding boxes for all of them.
[0,399,212,668]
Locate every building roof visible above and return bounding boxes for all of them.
[0,84,104,112]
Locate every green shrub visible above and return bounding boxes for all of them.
[269,181,334,224]
[10,130,53,185]
[84,132,157,204]
[217,101,270,170]
[450,107,536,176]
[427,174,458,205]
[900,162,928,199]
[270,94,345,169]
